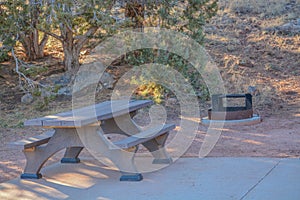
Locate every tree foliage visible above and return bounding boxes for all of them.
[124,0,218,42]
[39,0,117,71]
[0,0,49,61]
[124,0,218,101]
[1,0,217,70]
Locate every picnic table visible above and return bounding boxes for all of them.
[12,100,175,181]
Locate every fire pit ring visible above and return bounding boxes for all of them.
[202,93,261,126]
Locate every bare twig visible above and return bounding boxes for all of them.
[11,48,48,93]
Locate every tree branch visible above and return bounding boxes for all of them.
[75,26,98,50]
[39,32,49,49]
[11,48,47,93]
[39,28,63,42]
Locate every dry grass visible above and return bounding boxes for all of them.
[204,0,300,116]
[223,0,288,16]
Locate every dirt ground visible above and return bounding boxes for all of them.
[0,112,299,183]
[0,0,299,183]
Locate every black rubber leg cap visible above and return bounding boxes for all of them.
[120,173,143,181]
[61,158,80,163]
[21,173,42,179]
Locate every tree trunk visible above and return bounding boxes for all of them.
[63,43,81,72]
[19,1,48,61]
[20,29,48,61]
[60,23,80,71]
[60,22,98,71]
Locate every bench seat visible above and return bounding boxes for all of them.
[9,124,175,152]
[9,130,55,150]
[114,124,175,149]
[10,123,175,151]
[113,123,175,181]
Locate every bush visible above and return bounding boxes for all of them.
[121,1,217,103]
[0,49,10,62]
[126,49,210,103]
[19,66,48,77]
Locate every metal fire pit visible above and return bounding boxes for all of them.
[202,93,261,126]
[208,94,253,120]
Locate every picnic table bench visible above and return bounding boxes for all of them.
[11,100,175,181]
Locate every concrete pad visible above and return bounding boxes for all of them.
[0,157,299,200]
[243,159,300,200]
[201,114,262,126]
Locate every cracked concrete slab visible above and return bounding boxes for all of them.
[242,159,300,200]
[0,157,299,200]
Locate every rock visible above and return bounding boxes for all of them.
[100,72,115,89]
[277,23,300,34]
[227,45,236,52]
[238,59,254,68]
[52,73,72,85]
[248,86,259,96]
[167,97,177,104]
[265,18,300,35]
[41,89,52,98]
[40,72,72,86]
[244,45,252,54]
[72,65,102,93]
[57,87,71,96]
[21,93,34,104]
[204,26,217,34]
[96,83,103,93]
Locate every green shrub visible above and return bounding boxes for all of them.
[19,66,48,77]
[126,49,210,102]
[0,49,10,62]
